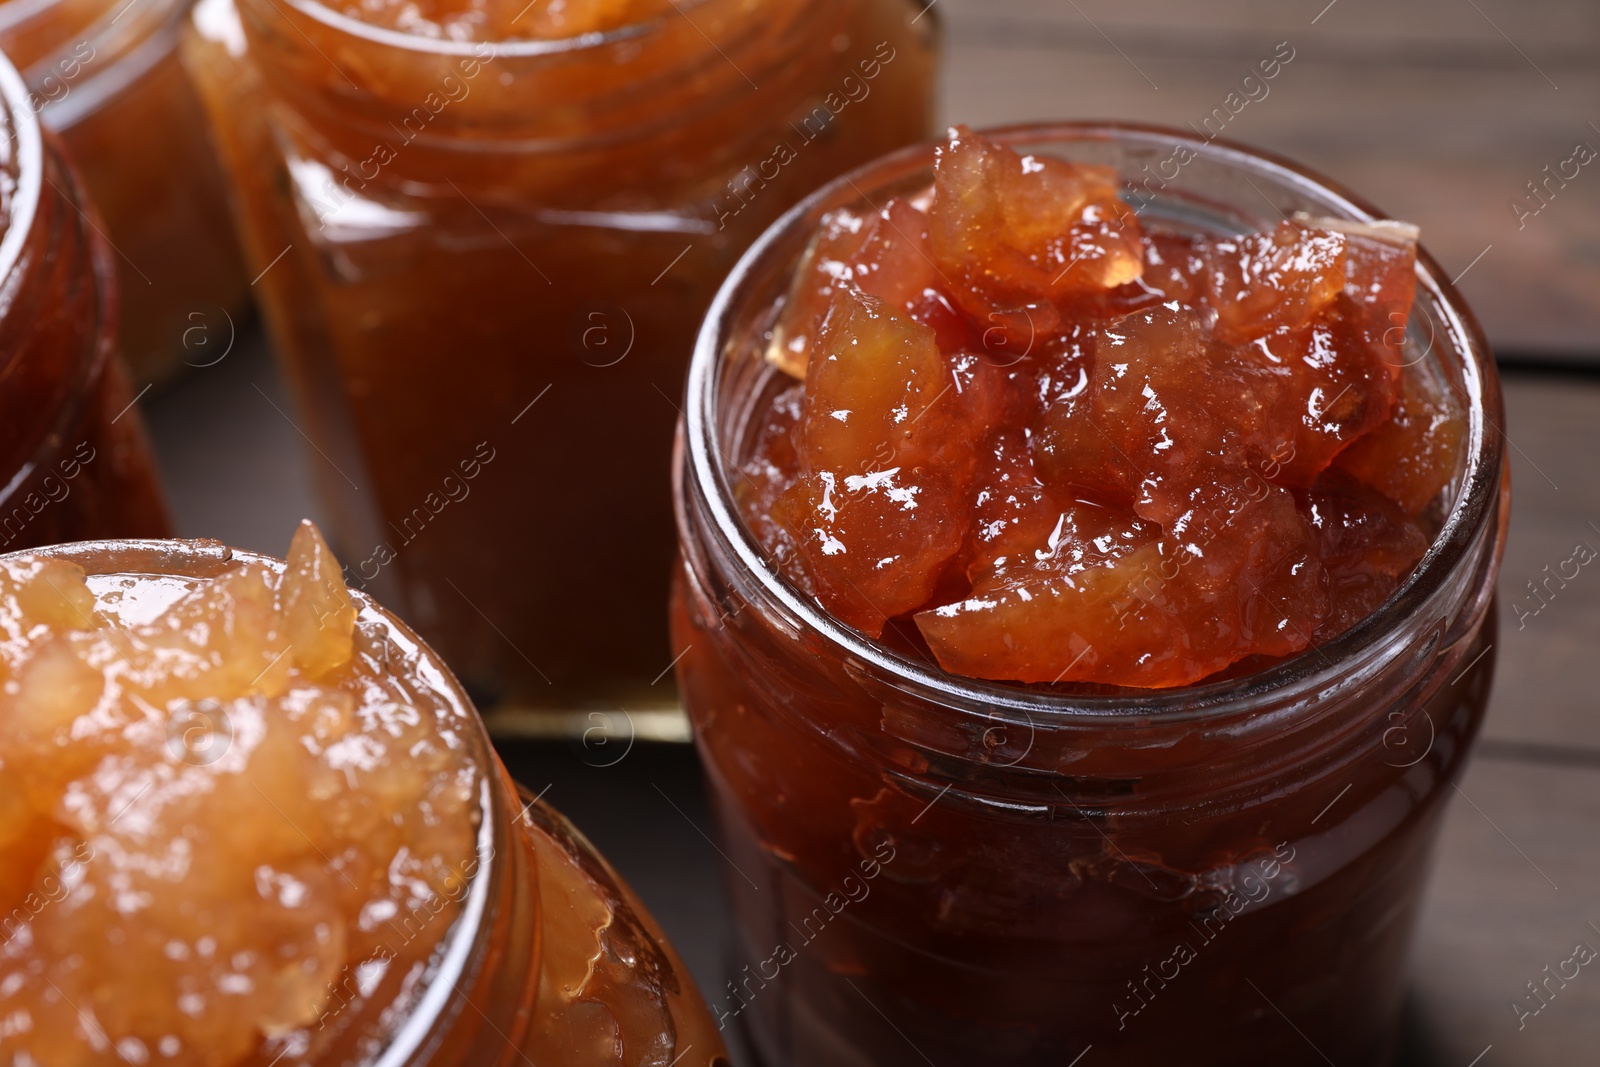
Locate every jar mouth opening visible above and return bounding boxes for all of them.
[0,48,41,300]
[684,120,1505,725]
[269,0,711,59]
[3,537,500,1066]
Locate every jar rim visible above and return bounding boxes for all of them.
[264,0,713,59]
[1,536,501,1065]
[683,120,1505,726]
[0,48,41,301]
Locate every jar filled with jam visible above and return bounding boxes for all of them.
[672,125,1509,1065]
[180,0,937,716]
[0,50,169,552]
[0,526,729,1065]
[0,0,248,386]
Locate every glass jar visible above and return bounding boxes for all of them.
[0,0,249,386]
[12,536,730,1067]
[0,50,169,552]
[672,124,1510,1066]
[179,0,937,716]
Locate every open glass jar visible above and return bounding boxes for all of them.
[180,0,937,718]
[1,536,729,1066]
[0,48,169,552]
[672,124,1509,1066]
[0,0,248,385]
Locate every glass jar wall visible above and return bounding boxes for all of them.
[0,48,169,551]
[181,0,937,716]
[672,124,1510,1066]
[0,0,249,385]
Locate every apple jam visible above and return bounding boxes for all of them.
[741,126,1461,688]
[673,125,1508,1064]
[0,528,728,1066]
[0,0,249,385]
[0,50,169,553]
[181,0,937,713]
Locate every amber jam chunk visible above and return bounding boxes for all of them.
[0,524,481,1065]
[740,126,1466,689]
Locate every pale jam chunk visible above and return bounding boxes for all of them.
[740,127,1462,687]
[1203,223,1346,345]
[0,523,479,1067]
[772,291,974,636]
[768,198,963,378]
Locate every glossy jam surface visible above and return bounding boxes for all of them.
[0,524,480,1066]
[740,126,1465,688]
[328,0,671,39]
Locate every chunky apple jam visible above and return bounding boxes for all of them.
[0,523,478,1064]
[0,527,728,1066]
[673,123,1505,1065]
[740,126,1465,688]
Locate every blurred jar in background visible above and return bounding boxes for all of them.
[180,0,937,718]
[0,0,249,386]
[0,47,169,552]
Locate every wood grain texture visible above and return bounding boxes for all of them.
[1408,757,1600,1065]
[1486,373,1600,752]
[935,0,1600,360]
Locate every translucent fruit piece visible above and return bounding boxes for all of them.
[1032,305,1285,520]
[282,519,358,678]
[768,199,963,378]
[928,125,1143,321]
[1302,469,1429,638]
[0,556,97,633]
[1203,223,1346,344]
[1336,222,1420,364]
[767,208,872,378]
[964,428,1070,584]
[918,472,1326,686]
[1140,231,1206,307]
[522,799,679,1065]
[1029,324,1136,508]
[775,291,972,635]
[734,383,812,594]
[1243,300,1398,489]
[1335,350,1465,517]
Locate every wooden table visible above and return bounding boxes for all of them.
[141,3,1599,1062]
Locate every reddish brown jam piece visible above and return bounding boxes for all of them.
[928,126,1144,325]
[742,127,1464,687]
[769,291,975,635]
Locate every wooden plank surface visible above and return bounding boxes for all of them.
[1488,376,1600,753]
[937,0,1600,361]
[1410,757,1600,1065]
